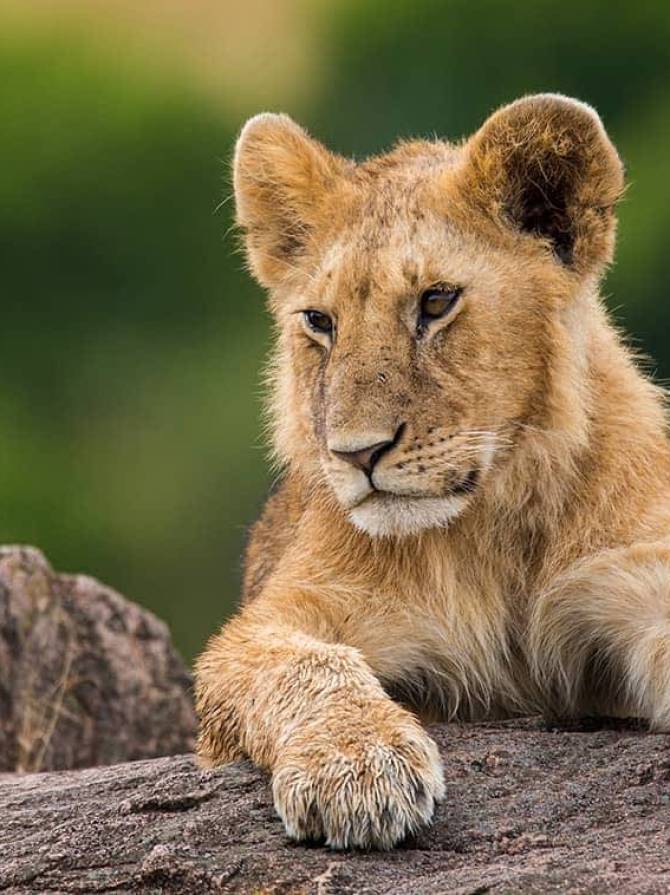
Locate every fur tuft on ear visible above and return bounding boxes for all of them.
[233,113,346,288]
[460,94,625,272]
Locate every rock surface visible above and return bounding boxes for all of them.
[0,546,196,772]
[2,718,670,893]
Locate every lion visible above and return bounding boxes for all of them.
[195,94,670,850]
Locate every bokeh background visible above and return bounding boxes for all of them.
[3,0,670,662]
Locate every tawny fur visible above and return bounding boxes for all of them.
[195,95,670,850]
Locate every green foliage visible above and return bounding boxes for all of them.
[3,3,670,660]
[0,34,269,659]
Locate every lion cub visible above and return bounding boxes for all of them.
[195,95,670,849]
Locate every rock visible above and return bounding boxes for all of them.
[0,545,196,772]
[2,718,670,893]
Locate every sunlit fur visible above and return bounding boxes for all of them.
[195,95,670,851]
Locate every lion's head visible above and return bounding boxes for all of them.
[233,95,624,537]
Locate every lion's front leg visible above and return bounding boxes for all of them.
[194,596,444,850]
[529,540,670,729]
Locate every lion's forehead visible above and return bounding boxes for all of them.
[312,216,504,318]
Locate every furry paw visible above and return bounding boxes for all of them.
[272,712,445,850]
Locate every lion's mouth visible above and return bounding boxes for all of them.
[353,468,480,509]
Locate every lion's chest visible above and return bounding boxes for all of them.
[342,559,540,721]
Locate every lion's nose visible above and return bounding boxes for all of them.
[330,424,404,477]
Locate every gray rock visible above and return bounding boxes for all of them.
[0,545,196,772]
[2,718,670,893]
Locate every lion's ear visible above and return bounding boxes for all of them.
[459,94,625,272]
[233,113,346,288]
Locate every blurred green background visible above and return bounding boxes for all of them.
[3,1,670,663]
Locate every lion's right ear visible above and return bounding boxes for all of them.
[233,114,346,288]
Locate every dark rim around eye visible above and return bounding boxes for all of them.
[304,309,333,334]
[419,287,462,324]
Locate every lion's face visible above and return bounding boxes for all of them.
[273,208,564,537]
[233,96,623,537]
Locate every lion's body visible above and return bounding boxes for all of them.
[242,316,670,723]
[196,95,670,849]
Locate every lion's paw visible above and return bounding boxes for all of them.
[272,723,444,850]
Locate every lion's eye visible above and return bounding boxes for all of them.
[303,309,333,335]
[419,286,462,327]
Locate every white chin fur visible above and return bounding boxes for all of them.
[348,493,467,537]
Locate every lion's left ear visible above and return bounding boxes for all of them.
[458,94,625,272]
